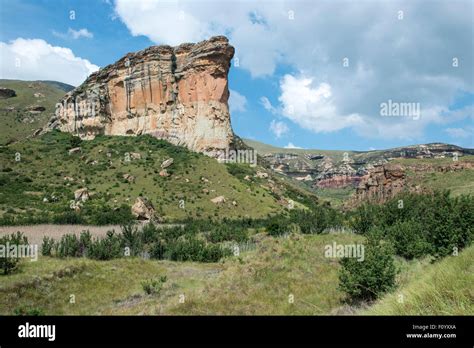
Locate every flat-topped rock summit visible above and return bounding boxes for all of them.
[49,36,236,157]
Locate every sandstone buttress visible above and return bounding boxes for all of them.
[50,36,236,157]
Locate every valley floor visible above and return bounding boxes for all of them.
[1,232,472,315]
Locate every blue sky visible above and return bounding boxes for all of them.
[1,0,473,150]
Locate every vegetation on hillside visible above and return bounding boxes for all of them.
[336,191,473,304]
[364,244,474,315]
[0,130,315,224]
[0,80,70,145]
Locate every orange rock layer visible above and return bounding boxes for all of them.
[50,36,236,157]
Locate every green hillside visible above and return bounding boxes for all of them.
[0,79,72,145]
[0,130,325,224]
[394,156,474,197]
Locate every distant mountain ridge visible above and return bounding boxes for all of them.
[244,138,474,206]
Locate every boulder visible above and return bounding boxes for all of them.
[68,147,81,155]
[161,158,174,169]
[0,87,16,99]
[211,196,226,204]
[123,173,135,183]
[131,197,155,220]
[26,105,46,113]
[130,152,141,160]
[74,188,90,202]
[33,128,42,137]
[159,169,170,177]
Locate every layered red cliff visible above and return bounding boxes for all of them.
[49,36,235,157]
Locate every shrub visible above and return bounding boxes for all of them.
[41,236,55,256]
[265,217,291,237]
[225,163,255,179]
[141,223,160,244]
[338,236,397,302]
[142,275,167,295]
[289,208,342,234]
[87,231,122,260]
[79,231,92,256]
[56,234,81,258]
[0,232,28,275]
[385,220,432,259]
[68,136,82,149]
[208,225,248,243]
[120,224,143,256]
[150,240,166,260]
[348,204,380,234]
[165,238,231,262]
[84,204,134,225]
[52,210,84,225]
[13,306,44,316]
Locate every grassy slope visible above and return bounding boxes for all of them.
[364,245,474,315]
[0,80,70,145]
[0,130,296,222]
[2,233,471,315]
[393,156,474,197]
[0,233,364,315]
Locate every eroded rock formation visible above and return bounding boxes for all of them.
[49,36,235,157]
[353,164,406,203]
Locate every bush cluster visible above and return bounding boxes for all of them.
[338,236,398,302]
[42,222,239,263]
[339,191,473,303]
[0,232,29,275]
[142,275,167,295]
[349,191,474,259]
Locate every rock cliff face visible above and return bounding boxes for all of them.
[49,36,235,157]
[353,164,407,203]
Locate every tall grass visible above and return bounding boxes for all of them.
[364,245,474,315]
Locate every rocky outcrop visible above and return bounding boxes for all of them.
[27,105,46,113]
[351,164,407,204]
[50,36,236,157]
[131,197,155,220]
[211,196,226,204]
[315,162,359,188]
[0,88,16,99]
[74,188,90,202]
[0,87,16,99]
[161,158,174,169]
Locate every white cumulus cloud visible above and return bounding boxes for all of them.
[269,120,289,138]
[278,74,363,133]
[0,38,99,86]
[113,0,474,140]
[284,142,303,149]
[53,28,94,40]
